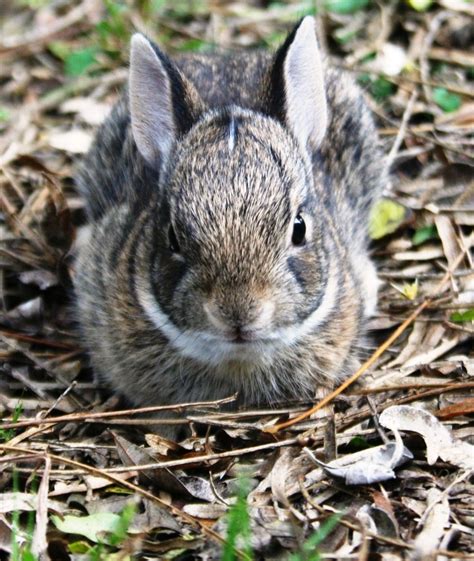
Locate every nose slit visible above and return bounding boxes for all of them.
[204,297,275,338]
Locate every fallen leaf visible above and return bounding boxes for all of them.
[51,512,123,544]
[369,199,406,240]
[433,87,462,113]
[303,436,413,486]
[48,129,92,153]
[356,503,399,538]
[407,0,433,11]
[0,492,64,514]
[436,398,474,420]
[412,488,450,561]
[60,97,112,126]
[366,43,408,76]
[450,309,474,322]
[379,405,474,469]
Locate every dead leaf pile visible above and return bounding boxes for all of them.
[1,0,473,559]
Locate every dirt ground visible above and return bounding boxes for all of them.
[1,1,473,559]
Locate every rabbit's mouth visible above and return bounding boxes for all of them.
[221,329,276,345]
[193,333,279,365]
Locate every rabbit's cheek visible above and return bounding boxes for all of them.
[271,260,339,345]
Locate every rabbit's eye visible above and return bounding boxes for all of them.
[292,214,306,246]
[168,225,180,253]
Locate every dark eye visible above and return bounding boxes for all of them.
[168,225,180,253]
[292,214,306,246]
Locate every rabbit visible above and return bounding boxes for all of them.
[74,16,388,438]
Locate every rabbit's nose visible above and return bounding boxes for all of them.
[203,299,274,337]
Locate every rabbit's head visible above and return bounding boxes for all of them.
[131,18,337,366]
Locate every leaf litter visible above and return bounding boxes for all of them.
[0,0,473,559]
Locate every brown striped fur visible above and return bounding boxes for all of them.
[75,17,387,437]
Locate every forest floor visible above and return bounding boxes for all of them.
[0,1,473,560]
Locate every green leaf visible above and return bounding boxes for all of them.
[348,436,371,451]
[262,31,288,48]
[108,502,136,546]
[369,199,406,239]
[65,47,98,77]
[401,280,418,301]
[222,477,253,561]
[68,541,92,554]
[0,107,11,122]
[407,0,433,11]
[324,0,369,14]
[334,28,357,44]
[48,41,70,60]
[433,87,462,113]
[51,513,122,543]
[289,515,341,561]
[357,73,372,87]
[371,77,395,101]
[450,310,474,323]
[177,38,212,52]
[412,224,438,246]
[0,402,23,442]
[17,0,49,7]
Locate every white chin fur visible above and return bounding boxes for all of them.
[135,264,338,366]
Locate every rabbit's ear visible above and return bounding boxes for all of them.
[129,34,199,169]
[269,16,328,152]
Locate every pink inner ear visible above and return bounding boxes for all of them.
[129,34,176,169]
[283,17,328,152]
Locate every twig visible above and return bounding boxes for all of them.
[419,11,452,104]
[0,443,250,561]
[0,0,99,57]
[298,479,473,558]
[428,47,474,68]
[335,63,474,98]
[387,89,418,170]
[0,396,237,430]
[417,469,473,528]
[3,383,471,477]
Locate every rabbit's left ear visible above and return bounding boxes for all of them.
[269,16,328,153]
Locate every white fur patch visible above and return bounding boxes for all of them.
[352,256,380,317]
[135,262,338,366]
[228,117,237,151]
[136,279,275,366]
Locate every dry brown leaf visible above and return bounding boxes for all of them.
[436,398,474,419]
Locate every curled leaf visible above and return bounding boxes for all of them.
[380,405,474,469]
[304,435,413,486]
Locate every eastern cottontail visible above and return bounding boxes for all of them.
[75,17,387,437]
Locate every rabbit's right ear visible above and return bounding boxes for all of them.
[129,34,201,169]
